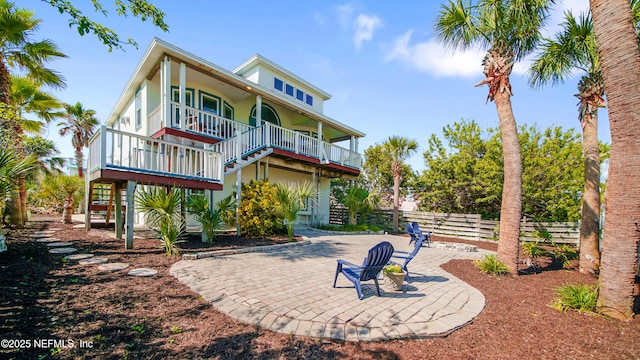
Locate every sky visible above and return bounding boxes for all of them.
[23,0,597,172]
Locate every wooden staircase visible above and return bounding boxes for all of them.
[224,148,273,175]
[87,182,126,225]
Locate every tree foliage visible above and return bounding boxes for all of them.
[42,0,169,51]
[417,120,594,222]
[361,142,415,207]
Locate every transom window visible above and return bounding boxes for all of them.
[273,77,314,107]
[249,103,280,126]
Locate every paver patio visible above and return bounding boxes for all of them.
[170,230,493,341]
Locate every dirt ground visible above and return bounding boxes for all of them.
[1,216,639,359]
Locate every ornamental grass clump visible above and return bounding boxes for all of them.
[474,254,510,275]
[550,283,598,314]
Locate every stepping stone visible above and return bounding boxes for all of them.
[49,247,77,254]
[29,234,52,239]
[72,224,84,229]
[48,228,64,231]
[128,268,158,277]
[98,262,129,271]
[36,237,60,243]
[78,257,108,265]
[47,242,73,247]
[64,253,94,261]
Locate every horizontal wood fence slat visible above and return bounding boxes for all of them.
[329,206,580,244]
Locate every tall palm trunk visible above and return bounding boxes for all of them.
[0,61,24,226]
[75,146,83,178]
[494,90,522,275]
[590,0,640,319]
[579,111,601,274]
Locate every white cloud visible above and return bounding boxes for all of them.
[335,3,355,28]
[385,30,484,77]
[353,14,383,50]
[384,30,537,77]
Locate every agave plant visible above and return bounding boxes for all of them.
[134,186,185,256]
[274,181,317,242]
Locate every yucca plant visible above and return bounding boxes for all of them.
[550,283,598,314]
[135,186,185,256]
[274,181,317,241]
[474,254,510,275]
[186,194,224,243]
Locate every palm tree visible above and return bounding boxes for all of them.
[0,1,66,143]
[11,75,64,221]
[529,11,604,275]
[58,102,99,178]
[341,184,379,225]
[135,186,185,256]
[274,181,317,241]
[0,148,35,232]
[382,136,418,233]
[436,0,555,274]
[0,1,66,226]
[589,0,640,320]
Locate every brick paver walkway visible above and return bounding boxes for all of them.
[170,231,493,341]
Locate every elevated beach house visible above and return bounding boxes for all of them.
[86,38,364,247]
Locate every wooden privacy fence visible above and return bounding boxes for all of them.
[329,206,580,244]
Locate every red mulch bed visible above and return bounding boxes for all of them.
[1,217,639,359]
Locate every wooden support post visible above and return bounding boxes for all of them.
[114,182,123,240]
[85,181,93,231]
[125,180,137,249]
[105,184,115,226]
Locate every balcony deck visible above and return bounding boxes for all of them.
[88,126,224,190]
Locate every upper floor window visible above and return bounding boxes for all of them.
[273,78,314,107]
[274,77,284,91]
[135,90,141,129]
[285,83,294,97]
[171,87,194,107]
[200,91,221,115]
[223,101,234,120]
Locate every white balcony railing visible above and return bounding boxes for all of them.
[146,103,362,170]
[88,126,223,182]
[169,102,253,139]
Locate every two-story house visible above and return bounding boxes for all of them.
[86,38,364,247]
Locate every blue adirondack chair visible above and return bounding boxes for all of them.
[408,222,431,247]
[391,235,424,283]
[333,241,395,300]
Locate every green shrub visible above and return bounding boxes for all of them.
[552,243,578,268]
[522,241,547,258]
[237,180,284,237]
[474,254,510,275]
[550,283,598,313]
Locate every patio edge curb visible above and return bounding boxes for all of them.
[182,239,312,260]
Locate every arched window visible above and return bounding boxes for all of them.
[249,103,280,126]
